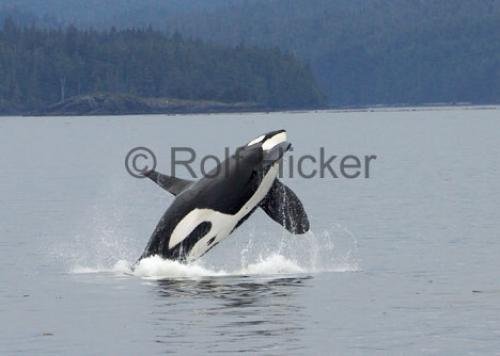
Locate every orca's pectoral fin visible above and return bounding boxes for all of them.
[260,179,310,234]
[144,170,193,196]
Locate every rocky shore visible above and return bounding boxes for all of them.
[33,94,266,116]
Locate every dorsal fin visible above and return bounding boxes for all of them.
[144,170,193,196]
[260,179,310,234]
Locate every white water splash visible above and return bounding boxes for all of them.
[240,254,304,275]
[67,225,360,279]
[71,253,305,279]
[132,256,227,279]
[70,253,304,279]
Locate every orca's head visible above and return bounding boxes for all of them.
[244,129,291,167]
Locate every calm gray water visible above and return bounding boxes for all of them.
[1,108,500,355]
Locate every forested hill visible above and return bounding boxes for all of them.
[2,0,498,107]
[0,22,325,114]
[165,0,500,106]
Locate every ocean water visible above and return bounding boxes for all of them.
[1,107,499,354]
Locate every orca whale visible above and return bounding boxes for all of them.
[138,130,310,262]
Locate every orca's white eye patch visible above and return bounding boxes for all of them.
[247,135,265,146]
[262,132,287,151]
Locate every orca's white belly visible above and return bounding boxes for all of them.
[169,164,280,261]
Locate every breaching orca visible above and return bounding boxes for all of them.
[138,130,310,262]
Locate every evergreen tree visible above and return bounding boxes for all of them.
[0,21,325,113]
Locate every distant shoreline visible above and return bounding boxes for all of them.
[29,93,275,117]
[1,93,498,117]
[317,103,499,114]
